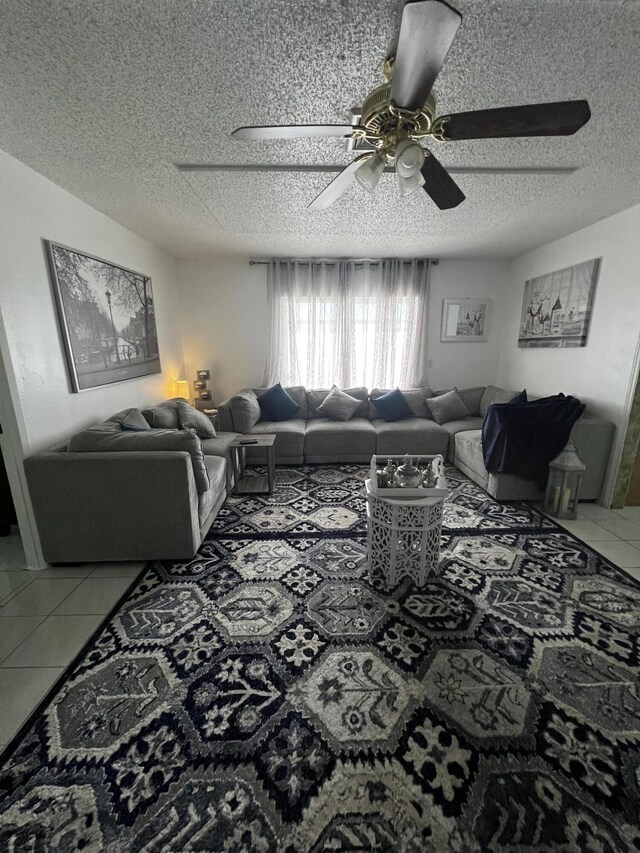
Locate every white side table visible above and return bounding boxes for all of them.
[365,478,447,588]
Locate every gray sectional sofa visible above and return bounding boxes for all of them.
[25,400,237,564]
[219,384,615,502]
[24,385,616,566]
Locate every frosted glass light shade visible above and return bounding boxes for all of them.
[394,139,425,177]
[354,153,385,193]
[397,170,425,196]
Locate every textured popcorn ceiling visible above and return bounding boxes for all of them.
[1,0,639,258]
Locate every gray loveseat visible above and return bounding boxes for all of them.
[25,400,237,563]
[218,384,615,502]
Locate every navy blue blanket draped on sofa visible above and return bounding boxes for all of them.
[482,394,586,488]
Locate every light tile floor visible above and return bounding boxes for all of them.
[1,503,640,750]
[0,528,144,748]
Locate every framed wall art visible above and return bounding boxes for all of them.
[45,241,161,392]
[441,298,491,342]
[518,258,600,348]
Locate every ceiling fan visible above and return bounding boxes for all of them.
[231,0,590,212]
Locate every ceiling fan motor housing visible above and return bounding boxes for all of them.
[360,82,436,140]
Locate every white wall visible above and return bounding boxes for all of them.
[177,256,268,403]
[427,260,509,390]
[177,256,509,402]
[497,204,640,503]
[0,150,185,565]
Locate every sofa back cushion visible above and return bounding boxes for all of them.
[176,400,217,439]
[230,390,262,433]
[307,387,369,419]
[68,424,210,494]
[317,386,362,421]
[368,388,434,419]
[479,385,516,416]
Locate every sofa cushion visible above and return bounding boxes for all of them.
[479,385,516,416]
[307,387,369,419]
[371,388,413,422]
[229,391,261,433]
[305,418,376,460]
[200,431,236,488]
[258,383,300,421]
[373,418,450,457]
[68,425,210,494]
[198,456,227,526]
[318,386,362,421]
[441,417,484,436]
[247,419,306,462]
[141,398,183,429]
[426,389,470,425]
[453,429,486,475]
[368,388,434,419]
[457,386,485,417]
[176,400,217,439]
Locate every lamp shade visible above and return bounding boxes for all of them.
[355,152,385,193]
[175,379,189,399]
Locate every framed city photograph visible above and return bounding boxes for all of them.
[441,298,491,342]
[45,241,161,392]
[518,258,600,348]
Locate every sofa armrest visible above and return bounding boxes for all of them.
[24,450,201,563]
[217,397,235,432]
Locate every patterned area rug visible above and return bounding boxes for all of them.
[1,465,640,851]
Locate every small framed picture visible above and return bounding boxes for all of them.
[194,380,206,390]
[196,370,210,381]
[441,298,491,342]
[199,390,212,400]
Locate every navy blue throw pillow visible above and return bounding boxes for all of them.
[258,383,300,421]
[372,388,413,422]
[119,421,151,432]
[509,389,528,405]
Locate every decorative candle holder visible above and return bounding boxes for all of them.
[543,442,586,520]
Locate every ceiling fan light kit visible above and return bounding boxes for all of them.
[354,152,386,193]
[231,0,591,213]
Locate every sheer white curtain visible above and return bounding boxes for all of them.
[263,258,430,389]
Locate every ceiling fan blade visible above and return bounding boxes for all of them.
[391,0,462,112]
[308,154,373,211]
[421,149,465,209]
[440,100,591,140]
[231,124,358,141]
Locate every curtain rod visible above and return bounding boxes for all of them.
[249,258,439,266]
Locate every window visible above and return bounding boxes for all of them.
[263,259,430,389]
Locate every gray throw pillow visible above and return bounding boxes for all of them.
[317,385,361,421]
[457,386,485,417]
[68,425,209,494]
[426,388,471,425]
[176,399,217,439]
[141,398,181,429]
[229,391,261,433]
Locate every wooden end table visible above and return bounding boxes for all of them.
[229,434,276,494]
